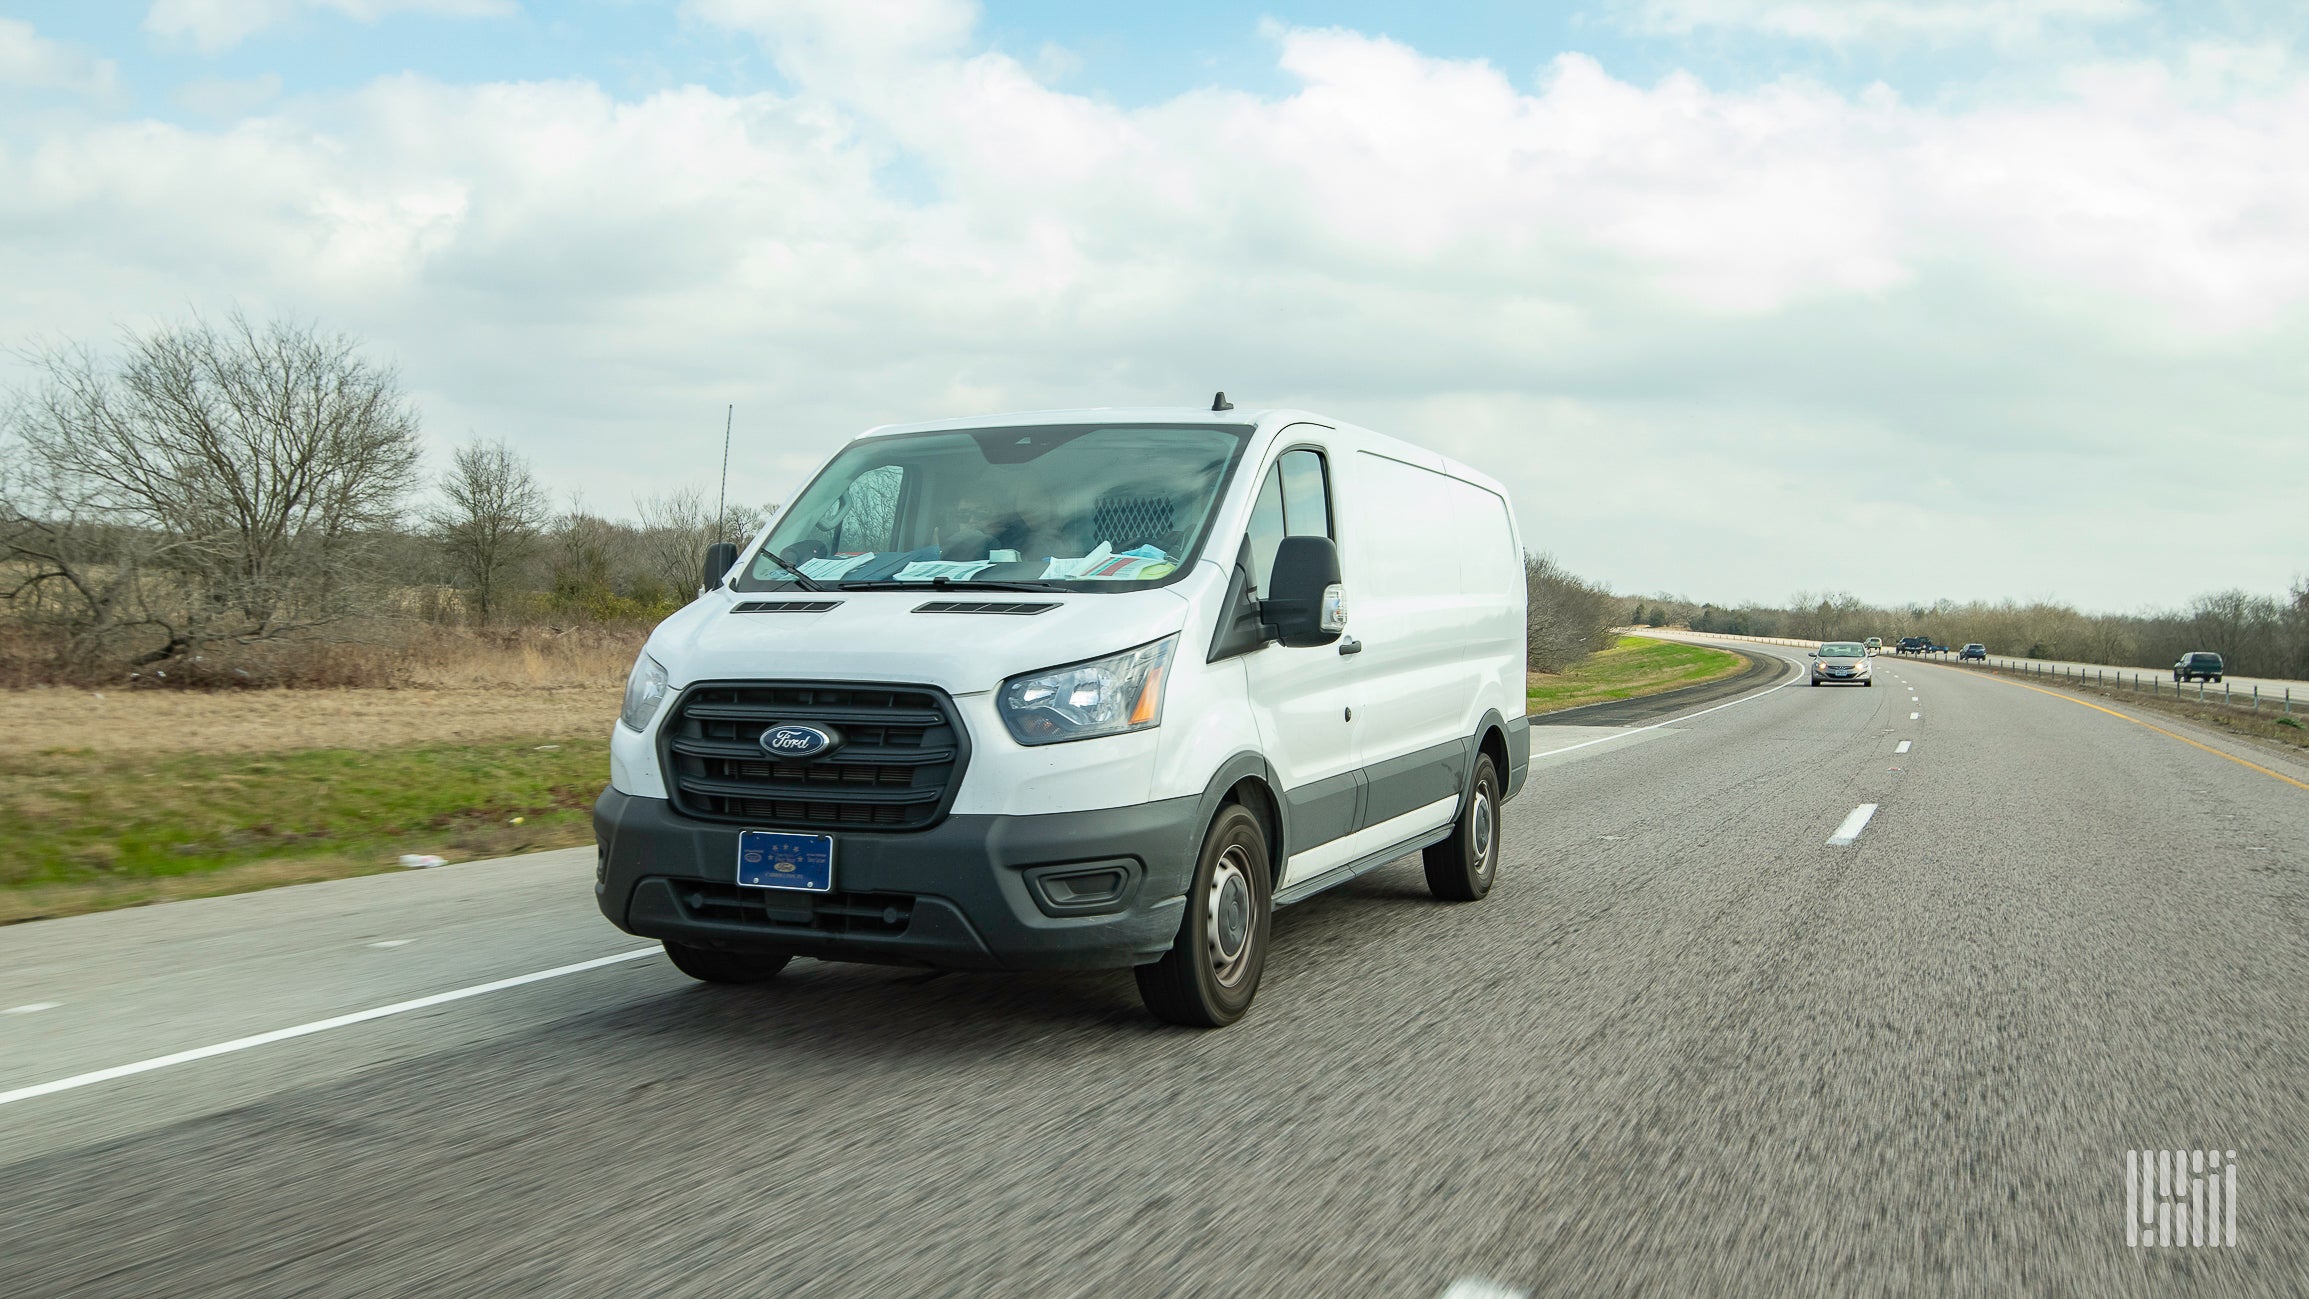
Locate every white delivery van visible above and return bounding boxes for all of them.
[596,402,1529,1026]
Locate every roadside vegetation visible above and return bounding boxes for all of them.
[0,736,607,924]
[1525,553,1619,672]
[0,312,770,689]
[1526,635,1746,715]
[1624,585,2309,682]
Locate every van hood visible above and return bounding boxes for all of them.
[647,580,1206,696]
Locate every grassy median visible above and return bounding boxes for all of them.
[0,711,610,924]
[1527,635,1748,715]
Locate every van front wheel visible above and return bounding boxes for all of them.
[1136,804,1272,1028]
[1424,753,1501,902]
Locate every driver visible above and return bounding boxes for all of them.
[942,485,1036,561]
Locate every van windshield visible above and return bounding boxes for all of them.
[737,424,1252,593]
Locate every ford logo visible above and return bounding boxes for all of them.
[760,724,838,759]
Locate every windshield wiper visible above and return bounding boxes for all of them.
[837,577,1070,593]
[754,549,828,592]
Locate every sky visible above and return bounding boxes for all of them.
[2,0,2305,612]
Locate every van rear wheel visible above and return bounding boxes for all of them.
[1136,804,1272,1028]
[664,941,791,984]
[1424,753,1501,902]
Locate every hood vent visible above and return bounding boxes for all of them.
[913,601,1059,616]
[732,600,844,614]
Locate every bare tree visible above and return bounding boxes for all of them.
[635,487,714,603]
[1525,553,1617,672]
[4,312,422,666]
[427,439,549,622]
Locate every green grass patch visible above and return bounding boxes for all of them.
[1,737,605,921]
[1526,635,1747,714]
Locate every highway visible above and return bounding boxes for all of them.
[5,639,2306,1297]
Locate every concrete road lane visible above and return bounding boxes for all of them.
[3,642,2305,1298]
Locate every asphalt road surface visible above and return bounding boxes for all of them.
[5,641,2307,1298]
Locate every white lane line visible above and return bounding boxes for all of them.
[1910,712,1920,720]
[1828,803,1880,847]
[4,1002,61,1015]
[1441,1280,1528,1299]
[1895,740,1912,754]
[0,947,660,1108]
[368,940,414,949]
[1534,678,1800,759]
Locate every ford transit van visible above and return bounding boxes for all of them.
[594,404,1530,1025]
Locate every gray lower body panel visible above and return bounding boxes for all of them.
[593,788,1198,971]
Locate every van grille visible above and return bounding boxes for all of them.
[659,681,966,830]
[673,881,915,936]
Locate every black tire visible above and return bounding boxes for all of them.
[1424,753,1501,902]
[664,941,791,984]
[1864,679,1873,687]
[1136,804,1272,1027]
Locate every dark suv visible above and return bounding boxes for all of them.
[1895,636,1929,655]
[2173,651,2224,683]
[1959,644,1987,660]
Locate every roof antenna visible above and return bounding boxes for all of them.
[1211,391,1233,411]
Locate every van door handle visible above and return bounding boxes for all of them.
[1337,637,1362,655]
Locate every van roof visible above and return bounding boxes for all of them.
[855,406,1509,499]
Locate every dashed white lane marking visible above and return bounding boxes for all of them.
[0,947,661,1108]
[1828,803,1881,847]
[368,940,414,948]
[4,1003,61,1015]
[1440,1280,1529,1299]
[1896,740,1912,754]
[1910,712,1920,720]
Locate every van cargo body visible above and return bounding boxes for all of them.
[594,406,1530,1024]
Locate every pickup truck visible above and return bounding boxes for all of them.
[1895,637,1930,655]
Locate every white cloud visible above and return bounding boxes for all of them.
[0,18,120,97]
[1623,0,2146,47]
[3,15,2306,607]
[143,0,517,54]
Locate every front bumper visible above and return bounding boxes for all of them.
[593,787,1198,971]
[1812,666,1870,682]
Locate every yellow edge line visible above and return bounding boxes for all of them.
[1954,667,2309,793]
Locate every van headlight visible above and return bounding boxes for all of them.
[620,654,670,732]
[998,635,1177,746]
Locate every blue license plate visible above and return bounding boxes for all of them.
[736,831,834,893]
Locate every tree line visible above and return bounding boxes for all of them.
[1,314,770,681]
[1628,586,2309,680]
[4,313,1753,686]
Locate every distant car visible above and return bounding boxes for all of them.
[1895,636,1928,655]
[2174,651,2224,683]
[1959,644,1987,660]
[1810,641,1873,686]
[1865,637,1882,654]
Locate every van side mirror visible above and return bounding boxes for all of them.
[701,541,739,592]
[1261,536,1346,648]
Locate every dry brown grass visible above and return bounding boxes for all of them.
[1,625,641,756]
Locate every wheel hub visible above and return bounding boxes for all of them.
[1206,847,1254,986]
